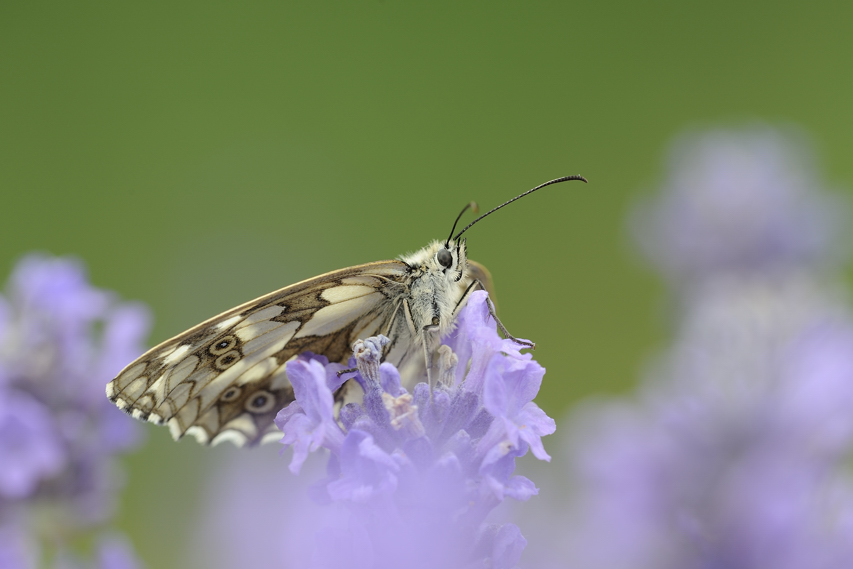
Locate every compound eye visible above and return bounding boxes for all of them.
[436,248,453,269]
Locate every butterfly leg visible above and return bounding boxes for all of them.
[400,299,432,389]
[422,327,436,393]
[453,280,535,350]
[402,298,441,394]
[484,294,534,349]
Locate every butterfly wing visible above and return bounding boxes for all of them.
[107,261,410,446]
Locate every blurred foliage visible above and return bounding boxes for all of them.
[2,1,852,567]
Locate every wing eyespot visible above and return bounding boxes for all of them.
[210,335,238,355]
[245,390,276,414]
[214,350,241,370]
[221,386,242,402]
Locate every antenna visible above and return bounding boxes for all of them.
[445,201,479,248]
[452,175,588,241]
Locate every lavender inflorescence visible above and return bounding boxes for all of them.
[0,254,149,568]
[275,290,555,569]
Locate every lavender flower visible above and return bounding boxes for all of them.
[0,254,150,568]
[0,390,65,498]
[631,126,846,285]
[524,127,853,569]
[267,290,553,568]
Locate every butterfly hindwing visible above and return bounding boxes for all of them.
[107,262,409,446]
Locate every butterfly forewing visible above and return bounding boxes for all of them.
[107,261,410,446]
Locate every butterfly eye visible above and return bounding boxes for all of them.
[436,248,453,269]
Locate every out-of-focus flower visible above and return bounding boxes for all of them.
[0,254,150,568]
[52,534,145,569]
[522,127,853,569]
[631,126,847,285]
[191,290,552,569]
[0,390,65,498]
[0,524,35,569]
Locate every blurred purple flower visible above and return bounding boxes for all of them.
[94,534,146,569]
[0,524,35,569]
[631,127,847,284]
[523,127,853,569]
[0,391,65,498]
[51,534,145,569]
[270,290,552,568]
[0,253,150,567]
[540,318,853,569]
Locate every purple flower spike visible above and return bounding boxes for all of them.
[273,289,554,568]
[632,127,847,284]
[522,127,853,569]
[0,253,150,566]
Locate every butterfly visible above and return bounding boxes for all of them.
[106,175,587,446]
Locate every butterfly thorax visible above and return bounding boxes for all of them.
[399,239,470,338]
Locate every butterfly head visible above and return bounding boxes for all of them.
[403,239,469,283]
[437,238,469,282]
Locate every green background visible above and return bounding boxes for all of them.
[2,2,852,566]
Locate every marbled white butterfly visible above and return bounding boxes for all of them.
[106,175,587,446]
